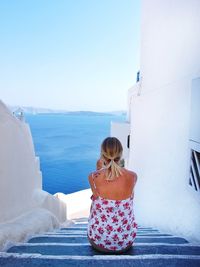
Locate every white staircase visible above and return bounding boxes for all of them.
[0,218,200,266]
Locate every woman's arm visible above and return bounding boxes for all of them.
[88,173,98,197]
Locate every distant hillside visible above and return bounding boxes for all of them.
[109,111,127,116]
[9,106,66,114]
[9,105,126,116]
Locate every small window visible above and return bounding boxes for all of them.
[127,135,130,149]
[189,150,200,192]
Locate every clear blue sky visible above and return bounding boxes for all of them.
[0,0,140,112]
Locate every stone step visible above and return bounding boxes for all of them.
[54,231,161,235]
[1,253,200,267]
[7,243,200,256]
[56,228,159,233]
[61,227,156,231]
[43,232,170,237]
[71,224,88,227]
[72,218,88,222]
[61,228,164,233]
[28,236,188,244]
[2,217,198,267]
[45,228,166,235]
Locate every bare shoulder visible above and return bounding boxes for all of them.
[130,170,137,179]
[123,169,137,182]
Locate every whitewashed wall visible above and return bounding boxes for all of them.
[128,0,200,241]
[0,101,41,222]
[55,189,92,219]
[190,78,200,144]
[0,100,67,249]
[140,0,200,92]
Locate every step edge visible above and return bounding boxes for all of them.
[1,252,200,260]
[29,235,188,239]
[7,242,200,247]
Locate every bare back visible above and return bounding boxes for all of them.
[89,168,137,201]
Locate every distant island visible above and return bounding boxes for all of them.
[9,105,126,117]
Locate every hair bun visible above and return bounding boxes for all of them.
[100,137,123,180]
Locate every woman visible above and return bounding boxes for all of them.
[87,137,137,253]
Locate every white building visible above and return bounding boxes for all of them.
[113,0,200,242]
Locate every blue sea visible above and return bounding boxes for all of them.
[25,113,125,194]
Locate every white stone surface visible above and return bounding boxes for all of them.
[190,78,200,143]
[0,208,59,251]
[0,100,67,250]
[55,189,92,219]
[126,0,200,242]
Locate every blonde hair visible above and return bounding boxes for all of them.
[101,137,123,180]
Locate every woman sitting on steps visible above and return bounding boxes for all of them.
[87,137,137,253]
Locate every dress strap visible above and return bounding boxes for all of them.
[91,172,100,197]
[130,186,135,199]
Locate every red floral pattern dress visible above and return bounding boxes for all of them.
[87,194,137,251]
